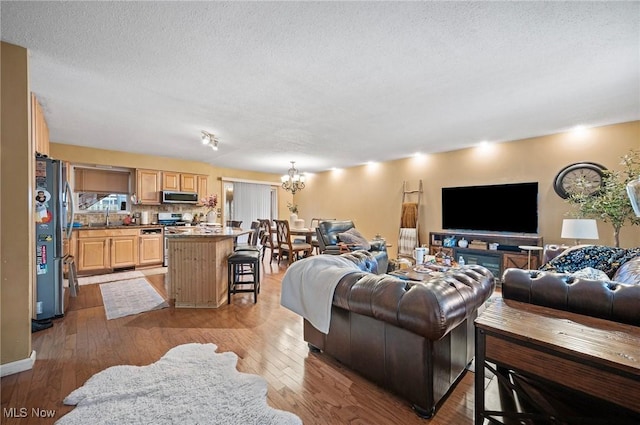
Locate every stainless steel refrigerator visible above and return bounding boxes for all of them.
[35,157,74,320]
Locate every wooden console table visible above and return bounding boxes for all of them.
[429,231,543,278]
[475,298,640,425]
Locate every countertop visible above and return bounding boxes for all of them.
[74,224,164,230]
[165,227,251,238]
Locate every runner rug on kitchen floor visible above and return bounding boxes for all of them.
[99,278,168,320]
[77,270,145,286]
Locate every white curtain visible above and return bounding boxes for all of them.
[232,182,273,243]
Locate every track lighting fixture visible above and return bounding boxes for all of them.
[201,131,219,151]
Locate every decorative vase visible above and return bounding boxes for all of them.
[458,238,468,248]
[289,213,298,224]
[206,210,217,224]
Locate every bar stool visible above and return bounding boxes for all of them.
[227,250,260,303]
[64,255,79,297]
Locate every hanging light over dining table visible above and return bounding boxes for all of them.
[281,161,306,194]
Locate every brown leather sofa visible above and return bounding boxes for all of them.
[503,251,640,326]
[500,252,640,423]
[302,251,495,418]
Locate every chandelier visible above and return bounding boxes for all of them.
[281,161,306,194]
[201,131,219,151]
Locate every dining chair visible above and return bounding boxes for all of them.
[226,220,243,228]
[258,218,279,264]
[234,221,261,252]
[274,219,312,265]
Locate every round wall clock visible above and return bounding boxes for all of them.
[553,162,607,199]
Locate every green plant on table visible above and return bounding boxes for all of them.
[287,202,298,214]
[566,149,640,247]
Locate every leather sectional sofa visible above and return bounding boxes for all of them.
[291,251,495,418]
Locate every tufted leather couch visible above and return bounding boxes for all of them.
[316,220,389,273]
[303,251,495,418]
[502,252,640,326]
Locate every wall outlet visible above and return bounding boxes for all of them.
[36,301,43,314]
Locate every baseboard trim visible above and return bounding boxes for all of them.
[0,350,36,377]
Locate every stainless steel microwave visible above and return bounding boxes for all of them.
[161,191,199,204]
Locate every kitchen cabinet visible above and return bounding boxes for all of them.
[162,171,180,191]
[76,228,140,272]
[162,171,197,193]
[136,169,161,205]
[110,236,137,268]
[139,233,163,265]
[181,174,197,192]
[196,175,208,203]
[74,168,130,193]
[31,93,50,157]
[77,237,110,271]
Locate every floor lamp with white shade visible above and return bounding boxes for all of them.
[561,219,600,246]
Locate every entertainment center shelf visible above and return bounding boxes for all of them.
[429,231,543,279]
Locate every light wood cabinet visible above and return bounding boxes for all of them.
[168,235,234,308]
[162,171,180,191]
[110,236,137,268]
[162,171,197,193]
[139,234,163,265]
[181,174,197,192]
[196,175,208,203]
[76,228,144,272]
[74,168,130,193]
[31,93,50,157]
[77,237,110,271]
[136,169,161,205]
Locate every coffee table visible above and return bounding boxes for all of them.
[475,298,640,424]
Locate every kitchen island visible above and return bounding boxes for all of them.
[166,227,251,308]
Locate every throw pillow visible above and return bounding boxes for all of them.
[570,267,611,281]
[337,228,371,251]
[539,245,624,276]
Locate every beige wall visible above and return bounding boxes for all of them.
[50,143,293,220]
[1,42,34,365]
[294,121,640,257]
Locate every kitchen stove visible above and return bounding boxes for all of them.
[159,213,189,266]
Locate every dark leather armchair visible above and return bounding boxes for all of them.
[316,220,388,273]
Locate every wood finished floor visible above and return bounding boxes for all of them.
[1,263,478,425]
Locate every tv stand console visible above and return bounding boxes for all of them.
[428,231,543,279]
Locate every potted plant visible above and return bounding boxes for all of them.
[201,194,218,223]
[566,149,640,247]
[287,202,299,224]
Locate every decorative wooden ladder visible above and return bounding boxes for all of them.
[398,180,423,262]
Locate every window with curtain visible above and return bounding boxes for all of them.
[231,182,274,242]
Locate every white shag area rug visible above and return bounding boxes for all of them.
[55,343,302,425]
[99,278,168,320]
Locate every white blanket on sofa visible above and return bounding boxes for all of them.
[280,255,362,334]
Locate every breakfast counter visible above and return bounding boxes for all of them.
[165,227,251,308]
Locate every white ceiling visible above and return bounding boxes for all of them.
[2,1,639,174]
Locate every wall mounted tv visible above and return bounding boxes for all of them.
[442,182,539,234]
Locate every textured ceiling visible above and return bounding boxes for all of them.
[2,1,639,174]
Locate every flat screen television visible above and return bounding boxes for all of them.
[442,182,538,234]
